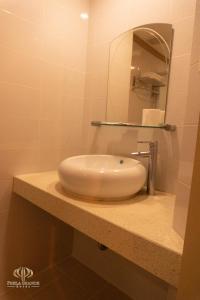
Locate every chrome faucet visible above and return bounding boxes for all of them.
[131,141,158,195]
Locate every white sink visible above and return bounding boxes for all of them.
[58,155,146,200]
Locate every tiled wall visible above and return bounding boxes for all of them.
[0,0,89,296]
[173,0,200,237]
[83,0,196,194]
[81,0,199,237]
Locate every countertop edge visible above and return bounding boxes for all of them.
[13,175,182,287]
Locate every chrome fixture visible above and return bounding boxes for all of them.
[131,141,158,195]
[91,121,176,131]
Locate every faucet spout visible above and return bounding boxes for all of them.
[131,141,158,195]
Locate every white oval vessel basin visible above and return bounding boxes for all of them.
[58,155,146,200]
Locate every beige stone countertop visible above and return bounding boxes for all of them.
[13,171,183,287]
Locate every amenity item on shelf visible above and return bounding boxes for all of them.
[142,109,165,126]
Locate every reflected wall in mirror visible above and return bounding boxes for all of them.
[106,23,173,127]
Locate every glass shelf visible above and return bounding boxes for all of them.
[91,121,176,131]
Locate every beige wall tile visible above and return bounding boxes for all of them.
[0,10,43,58]
[90,98,107,121]
[85,71,109,101]
[169,0,196,21]
[176,124,200,300]
[62,70,86,99]
[178,125,198,186]
[0,0,89,293]
[166,90,188,127]
[175,124,198,236]
[172,17,195,57]
[184,63,200,125]
[0,180,13,212]
[0,0,45,24]
[0,149,40,180]
[38,147,61,172]
[39,120,62,148]
[40,62,64,121]
[61,96,85,125]
[173,181,191,238]
[0,82,40,119]
[0,47,41,88]
[153,126,183,192]
[0,118,39,150]
[41,1,89,71]
[190,0,200,64]
[168,54,191,95]
[173,1,200,236]
[88,0,170,45]
[0,196,73,296]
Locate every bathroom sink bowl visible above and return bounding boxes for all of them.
[58,155,146,200]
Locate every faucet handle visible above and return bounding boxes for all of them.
[137,140,157,145]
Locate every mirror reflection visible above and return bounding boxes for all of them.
[106,23,173,127]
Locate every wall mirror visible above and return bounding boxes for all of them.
[106,23,173,128]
